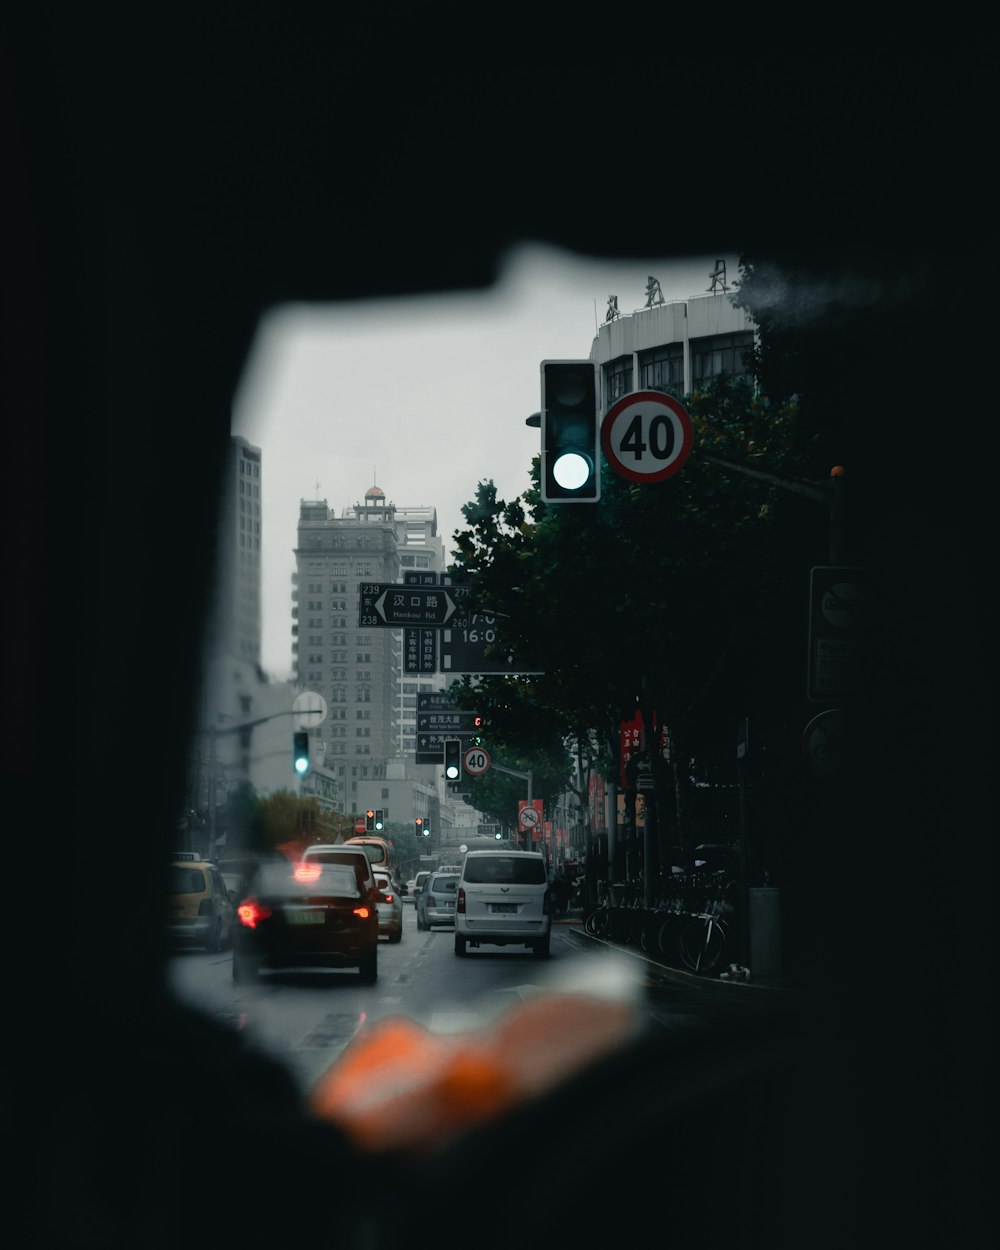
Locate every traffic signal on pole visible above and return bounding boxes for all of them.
[374,809,384,831]
[444,738,462,781]
[414,817,424,837]
[292,731,310,776]
[365,808,375,832]
[540,359,600,503]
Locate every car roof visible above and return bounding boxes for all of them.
[465,849,543,858]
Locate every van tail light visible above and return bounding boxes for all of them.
[237,898,271,930]
[457,887,466,914]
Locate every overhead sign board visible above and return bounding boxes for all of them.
[440,580,543,674]
[403,571,440,673]
[601,390,693,483]
[807,566,866,703]
[359,582,458,628]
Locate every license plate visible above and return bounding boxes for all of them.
[491,903,517,914]
[287,910,325,925]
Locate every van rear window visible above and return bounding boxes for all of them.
[462,857,546,885]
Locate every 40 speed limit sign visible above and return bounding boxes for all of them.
[463,746,490,775]
[600,390,693,483]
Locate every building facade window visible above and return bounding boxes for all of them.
[639,343,685,396]
[690,331,754,391]
[604,356,633,407]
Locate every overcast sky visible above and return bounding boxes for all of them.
[231,244,742,681]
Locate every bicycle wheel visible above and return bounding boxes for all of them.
[678,916,728,974]
[585,906,609,937]
[656,912,686,964]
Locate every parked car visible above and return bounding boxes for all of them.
[373,868,404,942]
[416,871,460,931]
[164,858,236,952]
[454,851,551,958]
[232,859,378,983]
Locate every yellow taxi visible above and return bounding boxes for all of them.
[164,854,236,952]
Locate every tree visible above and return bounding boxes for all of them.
[447,369,813,877]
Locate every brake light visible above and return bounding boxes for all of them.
[353,907,371,920]
[457,887,466,914]
[294,862,321,883]
[237,898,271,929]
[382,893,394,903]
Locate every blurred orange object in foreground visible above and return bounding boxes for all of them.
[309,985,639,1155]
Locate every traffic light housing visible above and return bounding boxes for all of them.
[374,808,384,831]
[540,359,600,503]
[365,808,375,832]
[444,738,462,780]
[292,731,310,776]
[414,817,424,837]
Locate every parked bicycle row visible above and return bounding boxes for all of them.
[583,871,740,976]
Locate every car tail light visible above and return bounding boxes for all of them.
[457,887,466,914]
[353,906,371,920]
[382,892,395,903]
[294,862,321,883]
[237,898,271,929]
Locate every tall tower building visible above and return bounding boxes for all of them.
[293,484,402,810]
[204,435,263,667]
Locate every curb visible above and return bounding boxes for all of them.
[562,919,793,997]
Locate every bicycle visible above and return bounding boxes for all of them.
[677,880,736,974]
[583,880,614,938]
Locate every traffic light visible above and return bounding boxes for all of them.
[468,714,484,747]
[292,731,310,776]
[444,738,462,780]
[494,828,503,841]
[374,808,384,831]
[414,817,424,837]
[540,359,600,502]
[365,808,375,832]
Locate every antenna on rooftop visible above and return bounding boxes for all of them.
[707,260,729,293]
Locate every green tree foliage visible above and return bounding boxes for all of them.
[447,363,821,869]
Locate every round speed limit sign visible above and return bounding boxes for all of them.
[601,390,693,483]
[463,746,491,775]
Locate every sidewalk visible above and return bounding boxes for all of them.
[556,906,792,997]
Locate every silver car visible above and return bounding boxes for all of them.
[373,868,403,942]
[416,871,459,930]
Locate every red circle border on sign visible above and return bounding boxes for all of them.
[601,390,693,483]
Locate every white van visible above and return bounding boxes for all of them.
[454,850,551,958]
